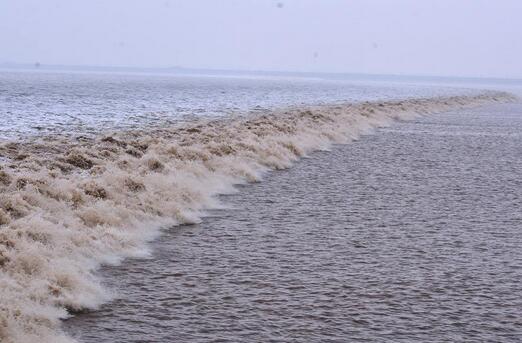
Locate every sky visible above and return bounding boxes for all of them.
[0,0,521,78]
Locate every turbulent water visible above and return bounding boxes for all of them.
[66,102,522,343]
[0,70,518,343]
[0,70,478,140]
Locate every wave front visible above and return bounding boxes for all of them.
[0,92,516,343]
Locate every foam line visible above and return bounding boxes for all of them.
[0,91,516,342]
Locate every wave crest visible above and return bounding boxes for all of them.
[0,91,516,343]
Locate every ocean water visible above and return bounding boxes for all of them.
[0,70,519,343]
[63,102,522,343]
[0,70,476,140]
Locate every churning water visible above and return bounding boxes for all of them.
[64,102,522,343]
[0,70,475,140]
[0,69,520,343]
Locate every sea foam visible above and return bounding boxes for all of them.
[0,91,516,343]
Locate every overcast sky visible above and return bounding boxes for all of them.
[1,0,521,78]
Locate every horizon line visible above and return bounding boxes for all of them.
[1,62,521,83]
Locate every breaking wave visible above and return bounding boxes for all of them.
[0,91,516,343]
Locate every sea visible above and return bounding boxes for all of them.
[0,68,520,343]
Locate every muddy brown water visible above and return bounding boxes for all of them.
[63,102,522,342]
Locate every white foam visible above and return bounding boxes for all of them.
[0,91,516,342]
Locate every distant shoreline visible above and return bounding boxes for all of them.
[2,62,522,85]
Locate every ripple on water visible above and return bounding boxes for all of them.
[65,103,522,343]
